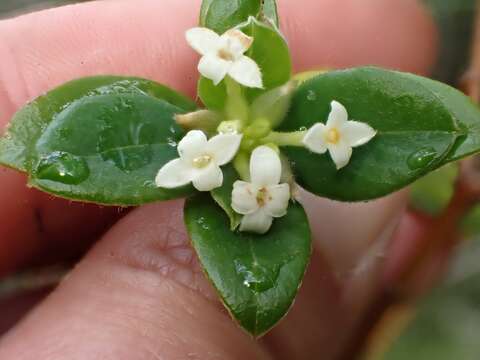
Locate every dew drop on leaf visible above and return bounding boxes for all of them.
[407,147,438,170]
[306,90,317,101]
[96,97,154,172]
[234,259,279,293]
[197,217,210,230]
[34,151,90,185]
[142,180,156,188]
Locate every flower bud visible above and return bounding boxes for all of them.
[244,118,271,139]
[175,110,222,134]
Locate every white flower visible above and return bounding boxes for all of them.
[186,27,263,88]
[156,130,242,192]
[232,146,290,234]
[302,101,376,170]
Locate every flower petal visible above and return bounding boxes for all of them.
[192,164,223,191]
[239,208,273,234]
[250,146,281,186]
[221,29,253,57]
[198,54,230,85]
[342,121,376,147]
[155,159,193,188]
[264,184,290,218]
[178,130,208,162]
[302,123,328,154]
[327,100,348,128]
[232,181,260,215]
[228,56,263,89]
[206,133,242,166]
[186,27,220,55]
[328,141,353,170]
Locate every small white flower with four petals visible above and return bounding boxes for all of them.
[232,146,291,234]
[186,26,263,88]
[156,130,242,192]
[302,101,376,169]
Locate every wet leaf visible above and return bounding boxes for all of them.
[280,67,473,201]
[409,73,480,163]
[0,76,197,205]
[184,194,311,337]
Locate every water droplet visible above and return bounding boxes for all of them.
[167,138,177,147]
[34,151,89,185]
[298,126,307,132]
[407,147,437,170]
[142,180,156,188]
[306,90,317,101]
[197,217,210,230]
[234,259,279,293]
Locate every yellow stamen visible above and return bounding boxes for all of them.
[217,48,234,61]
[192,154,212,168]
[327,128,340,144]
[256,188,271,207]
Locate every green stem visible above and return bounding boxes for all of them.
[224,77,249,125]
[260,131,306,147]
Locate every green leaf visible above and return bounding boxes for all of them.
[185,194,312,337]
[405,73,480,162]
[0,76,197,205]
[239,17,291,101]
[409,163,459,216]
[260,0,279,27]
[200,0,261,34]
[280,67,468,201]
[210,164,242,230]
[198,78,227,111]
[198,17,291,110]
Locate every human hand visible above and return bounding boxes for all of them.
[0,0,437,358]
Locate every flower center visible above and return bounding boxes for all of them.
[326,128,340,144]
[217,48,235,62]
[256,187,271,207]
[192,154,212,168]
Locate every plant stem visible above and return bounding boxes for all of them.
[224,77,249,125]
[260,131,306,147]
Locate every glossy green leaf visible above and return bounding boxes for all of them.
[198,17,291,110]
[280,67,468,201]
[210,164,242,230]
[406,73,480,162]
[200,0,261,34]
[409,163,459,216]
[0,76,197,205]
[239,17,291,101]
[185,194,312,337]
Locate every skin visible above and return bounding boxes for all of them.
[0,0,438,359]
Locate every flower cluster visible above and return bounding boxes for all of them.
[155,26,376,234]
